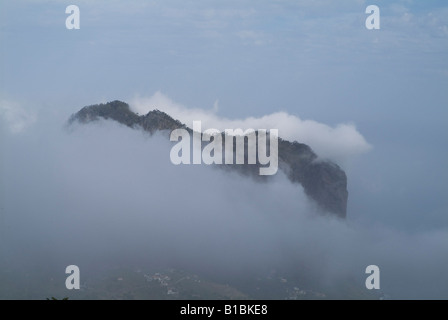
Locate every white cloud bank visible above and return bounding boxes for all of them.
[0,100,36,134]
[1,118,446,299]
[131,91,372,164]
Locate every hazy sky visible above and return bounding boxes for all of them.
[1,0,447,229]
[1,0,447,299]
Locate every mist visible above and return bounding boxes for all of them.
[1,111,447,299]
[131,91,372,165]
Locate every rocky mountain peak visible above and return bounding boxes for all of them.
[69,101,348,218]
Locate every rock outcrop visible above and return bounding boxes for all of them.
[69,100,348,218]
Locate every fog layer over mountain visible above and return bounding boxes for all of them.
[1,108,447,299]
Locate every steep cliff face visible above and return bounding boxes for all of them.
[277,140,348,217]
[69,100,348,218]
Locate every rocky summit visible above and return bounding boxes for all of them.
[69,100,348,218]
